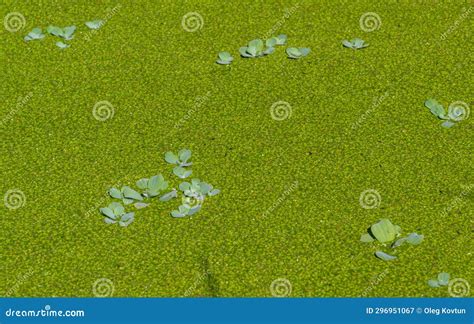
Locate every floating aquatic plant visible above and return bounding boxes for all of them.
[428,272,450,288]
[56,41,70,49]
[216,51,233,65]
[85,20,104,30]
[286,47,310,59]
[100,202,135,226]
[240,39,274,58]
[360,219,423,261]
[342,38,368,49]
[136,174,168,198]
[424,98,464,128]
[24,28,45,41]
[47,25,76,40]
[170,178,220,218]
[392,232,424,248]
[375,251,397,261]
[370,219,401,243]
[109,186,143,204]
[159,189,178,202]
[98,149,220,225]
[165,149,193,179]
[165,149,192,167]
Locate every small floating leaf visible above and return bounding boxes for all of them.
[136,178,148,190]
[100,207,115,219]
[217,51,233,65]
[160,190,178,202]
[56,41,70,49]
[173,166,192,179]
[371,219,398,243]
[360,233,375,243]
[437,272,450,286]
[441,120,455,128]
[134,202,149,209]
[266,37,277,47]
[85,20,104,30]
[424,99,447,119]
[109,187,122,199]
[428,279,440,288]
[62,25,76,40]
[375,251,397,261]
[406,232,424,245]
[178,149,192,163]
[109,202,125,216]
[165,151,179,164]
[276,34,287,45]
[392,237,407,248]
[122,186,143,201]
[47,25,63,36]
[208,188,220,196]
[171,210,186,218]
[119,212,134,227]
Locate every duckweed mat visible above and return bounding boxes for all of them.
[1,0,473,297]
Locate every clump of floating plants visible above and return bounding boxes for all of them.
[424,99,468,128]
[342,38,369,49]
[23,19,104,49]
[216,34,310,65]
[99,149,220,226]
[360,219,424,261]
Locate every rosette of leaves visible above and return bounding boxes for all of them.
[428,272,450,288]
[424,99,462,128]
[286,47,311,59]
[165,149,193,179]
[109,186,143,205]
[239,39,274,58]
[136,174,168,198]
[360,219,424,261]
[170,179,220,218]
[100,202,135,226]
[85,20,104,30]
[216,51,234,65]
[24,28,45,41]
[47,25,76,40]
[360,219,401,261]
[342,38,369,49]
